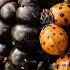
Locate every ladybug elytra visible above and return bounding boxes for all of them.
[40,2,70,27]
[39,24,68,55]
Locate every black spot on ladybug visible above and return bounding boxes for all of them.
[43,42,45,45]
[60,3,63,6]
[53,27,56,29]
[60,14,64,17]
[63,40,64,42]
[61,56,64,59]
[57,64,59,69]
[47,48,49,50]
[47,36,50,39]
[58,41,61,45]
[60,33,63,35]
[67,2,70,4]
[67,5,70,8]
[53,33,55,35]
[64,18,68,23]
[51,45,54,47]
[59,7,62,9]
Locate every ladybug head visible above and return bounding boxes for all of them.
[40,9,54,25]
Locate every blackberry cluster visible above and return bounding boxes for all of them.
[0,0,69,70]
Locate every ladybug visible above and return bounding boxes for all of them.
[51,54,70,70]
[0,2,17,19]
[50,2,70,27]
[39,24,68,55]
[40,2,70,27]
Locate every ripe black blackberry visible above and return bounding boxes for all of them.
[8,48,38,70]
[4,62,17,70]
[11,24,42,58]
[0,0,70,70]
[18,0,39,6]
[0,0,11,8]
[0,2,17,26]
[16,4,40,25]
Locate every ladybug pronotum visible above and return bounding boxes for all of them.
[52,54,70,70]
[39,24,68,55]
[50,2,70,26]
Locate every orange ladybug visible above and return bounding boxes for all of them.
[51,54,70,70]
[50,2,70,27]
[39,24,68,55]
[40,2,70,27]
